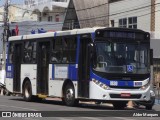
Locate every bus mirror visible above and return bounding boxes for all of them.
[150,49,153,65]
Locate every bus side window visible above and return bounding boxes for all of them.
[62,37,77,63]
[51,36,77,64]
[51,38,63,63]
[9,43,14,64]
[23,41,36,63]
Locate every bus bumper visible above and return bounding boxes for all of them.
[89,81,151,101]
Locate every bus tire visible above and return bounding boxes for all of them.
[113,101,127,110]
[146,105,152,110]
[63,84,77,106]
[23,81,33,102]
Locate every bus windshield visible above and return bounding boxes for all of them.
[94,41,150,74]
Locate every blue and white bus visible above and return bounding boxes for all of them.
[6,27,152,109]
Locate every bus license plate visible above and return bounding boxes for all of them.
[121,93,131,97]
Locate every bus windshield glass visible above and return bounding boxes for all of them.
[94,41,150,74]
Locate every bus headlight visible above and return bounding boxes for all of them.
[92,79,110,90]
[140,82,150,90]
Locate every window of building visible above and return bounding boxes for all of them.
[39,17,42,22]
[23,41,37,63]
[119,18,127,28]
[51,36,77,63]
[128,17,137,29]
[55,14,60,22]
[48,16,53,22]
[110,20,114,27]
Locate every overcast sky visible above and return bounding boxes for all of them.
[0,0,24,6]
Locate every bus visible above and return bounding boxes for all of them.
[6,27,152,109]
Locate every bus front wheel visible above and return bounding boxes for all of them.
[63,84,78,106]
[23,81,33,102]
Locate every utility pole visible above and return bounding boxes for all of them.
[2,0,9,86]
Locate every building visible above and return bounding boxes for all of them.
[109,0,151,32]
[24,0,69,22]
[0,5,37,22]
[63,0,109,30]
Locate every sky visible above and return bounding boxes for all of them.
[0,0,24,6]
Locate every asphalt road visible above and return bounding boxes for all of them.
[0,95,159,120]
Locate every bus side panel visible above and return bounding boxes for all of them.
[69,64,78,98]
[6,78,13,92]
[89,81,108,100]
[48,64,78,98]
[49,64,64,97]
[21,64,37,95]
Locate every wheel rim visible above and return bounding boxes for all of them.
[66,88,74,101]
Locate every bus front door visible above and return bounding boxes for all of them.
[78,36,91,98]
[13,43,22,92]
[37,42,50,95]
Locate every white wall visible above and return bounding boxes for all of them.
[40,13,64,22]
[155,0,160,39]
[109,0,151,32]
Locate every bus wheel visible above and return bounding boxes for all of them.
[63,84,77,106]
[23,81,33,102]
[146,105,152,110]
[113,101,127,110]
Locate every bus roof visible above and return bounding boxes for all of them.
[9,27,148,41]
[9,27,104,41]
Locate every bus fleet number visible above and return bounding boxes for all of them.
[110,81,118,86]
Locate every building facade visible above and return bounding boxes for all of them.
[63,0,109,30]
[0,5,37,22]
[24,0,69,22]
[109,0,151,32]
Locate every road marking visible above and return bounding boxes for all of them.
[25,118,40,120]
[81,117,102,120]
[114,117,136,120]
[0,104,38,111]
[58,118,73,120]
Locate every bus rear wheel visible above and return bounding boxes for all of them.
[23,81,33,102]
[63,84,78,106]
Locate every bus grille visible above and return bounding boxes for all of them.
[110,94,142,99]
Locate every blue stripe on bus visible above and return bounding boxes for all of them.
[6,64,14,78]
[91,32,95,41]
[90,72,134,87]
[76,35,80,64]
[69,64,77,80]
[54,32,57,38]
[52,64,54,79]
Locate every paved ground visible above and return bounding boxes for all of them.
[0,95,159,120]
